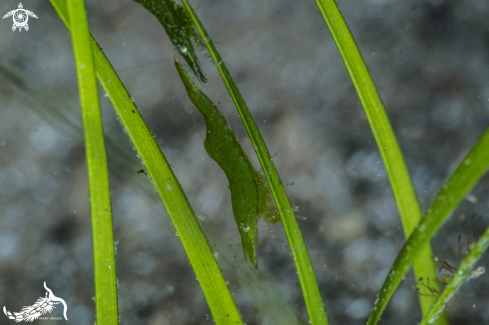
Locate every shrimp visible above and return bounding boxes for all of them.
[174,58,279,267]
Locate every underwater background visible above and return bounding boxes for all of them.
[0,0,488,323]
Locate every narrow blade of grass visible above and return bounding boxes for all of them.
[420,225,489,325]
[367,126,489,325]
[64,0,118,323]
[312,0,445,321]
[179,1,328,323]
[50,1,243,324]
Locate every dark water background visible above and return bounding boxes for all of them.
[0,0,488,324]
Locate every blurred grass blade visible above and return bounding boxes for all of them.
[367,126,489,325]
[65,0,118,323]
[312,0,445,321]
[178,1,328,323]
[50,1,243,324]
[420,224,489,325]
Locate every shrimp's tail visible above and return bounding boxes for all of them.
[239,223,259,268]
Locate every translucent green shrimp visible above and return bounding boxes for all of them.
[135,0,207,82]
[175,59,279,267]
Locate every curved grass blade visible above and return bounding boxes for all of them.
[311,0,445,321]
[177,1,328,323]
[419,225,489,325]
[50,1,243,324]
[367,126,489,325]
[65,0,118,323]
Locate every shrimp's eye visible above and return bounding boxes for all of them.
[242,224,250,232]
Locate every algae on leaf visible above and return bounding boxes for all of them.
[135,0,207,82]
